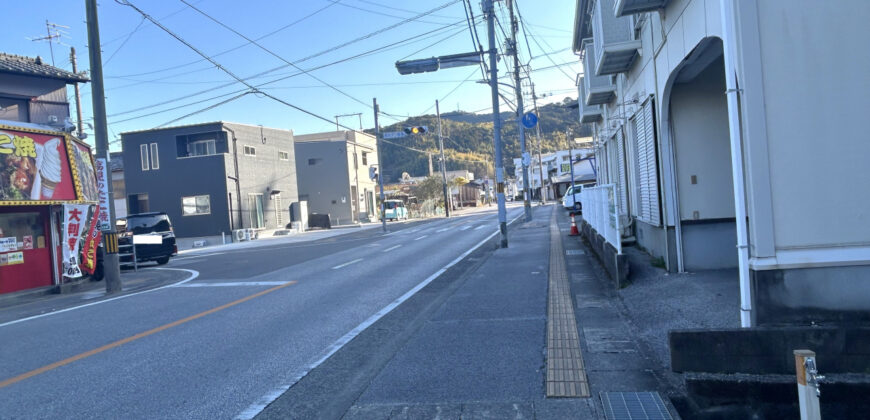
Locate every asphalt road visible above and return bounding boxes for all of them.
[0,205,523,419]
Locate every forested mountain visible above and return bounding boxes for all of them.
[371,97,591,182]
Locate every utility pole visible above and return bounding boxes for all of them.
[508,0,532,222]
[70,47,85,138]
[530,83,546,204]
[373,98,387,233]
[484,0,508,247]
[568,128,577,202]
[436,100,451,218]
[86,0,121,293]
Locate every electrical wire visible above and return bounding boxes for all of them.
[181,0,375,110]
[514,0,576,83]
[103,19,470,122]
[107,0,343,78]
[417,67,479,115]
[102,17,145,67]
[113,0,435,157]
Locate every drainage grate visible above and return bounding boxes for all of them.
[601,392,672,420]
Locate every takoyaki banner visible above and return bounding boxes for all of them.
[0,125,94,204]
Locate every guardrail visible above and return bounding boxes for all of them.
[580,184,622,254]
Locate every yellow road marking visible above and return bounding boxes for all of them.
[0,281,297,389]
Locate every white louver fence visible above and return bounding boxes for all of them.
[580,184,622,254]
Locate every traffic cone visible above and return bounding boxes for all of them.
[569,212,580,236]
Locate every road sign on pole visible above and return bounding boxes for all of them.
[382,131,408,139]
[521,112,537,128]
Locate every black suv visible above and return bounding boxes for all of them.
[118,212,178,265]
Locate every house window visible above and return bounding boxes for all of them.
[279,151,289,161]
[182,195,211,216]
[308,158,322,165]
[189,139,216,157]
[362,152,368,166]
[150,143,159,169]
[562,155,570,161]
[140,144,149,171]
[244,145,256,156]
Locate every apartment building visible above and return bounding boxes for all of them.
[294,130,378,225]
[573,0,870,326]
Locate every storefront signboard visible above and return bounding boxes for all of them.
[62,204,90,278]
[0,128,78,203]
[70,141,99,202]
[95,157,111,230]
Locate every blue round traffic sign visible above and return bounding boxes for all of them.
[521,112,538,128]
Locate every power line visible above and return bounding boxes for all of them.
[514,0,575,83]
[418,67,480,115]
[107,0,343,78]
[103,18,470,122]
[102,17,145,67]
[114,0,368,135]
[329,0,460,25]
[181,0,375,110]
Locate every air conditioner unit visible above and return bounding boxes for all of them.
[246,228,258,240]
[233,229,248,242]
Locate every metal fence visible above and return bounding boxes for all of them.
[580,184,622,254]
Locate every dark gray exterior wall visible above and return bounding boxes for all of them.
[121,122,231,238]
[223,123,298,231]
[294,141,352,225]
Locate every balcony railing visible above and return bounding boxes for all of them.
[580,184,622,254]
[614,0,670,17]
[582,39,616,105]
[592,0,641,75]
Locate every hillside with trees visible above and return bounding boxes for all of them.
[371,97,591,183]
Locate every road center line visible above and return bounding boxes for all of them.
[414,235,428,241]
[459,225,471,231]
[0,281,297,389]
[331,258,363,270]
[436,228,451,233]
[172,281,291,288]
[474,225,486,230]
[382,245,402,253]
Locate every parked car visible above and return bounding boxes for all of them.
[118,212,177,265]
[562,185,583,211]
[383,200,408,221]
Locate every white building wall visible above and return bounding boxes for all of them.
[755,0,870,252]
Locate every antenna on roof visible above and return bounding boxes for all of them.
[28,21,70,66]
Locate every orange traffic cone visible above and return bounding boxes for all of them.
[569,212,580,236]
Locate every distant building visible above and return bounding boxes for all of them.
[120,122,299,245]
[294,130,378,225]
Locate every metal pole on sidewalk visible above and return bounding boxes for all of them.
[373,98,387,233]
[86,0,121,293]
[436,100,451,218]
[507,0,531,222]
[568,129,577,203]
[484,0,508,248]
[531,83,546,204]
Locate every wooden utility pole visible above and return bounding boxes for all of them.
[70,47,85,138]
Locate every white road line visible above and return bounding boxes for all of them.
[436,228,451,233]
[173,252,227,261]
[0,268,200,329]
[172,281,291,288]
[382,245,402,253]
[331,258,363,270]
[474,225,486,230]
[414,235,428,241]
[235,211,525,420]
[459,225,471,231]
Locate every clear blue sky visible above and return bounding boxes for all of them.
[5,0,580,151]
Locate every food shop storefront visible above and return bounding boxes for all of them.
[0,124,101,294]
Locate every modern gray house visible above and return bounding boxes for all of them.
[120,122,299,244]
[294,130,378,226]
